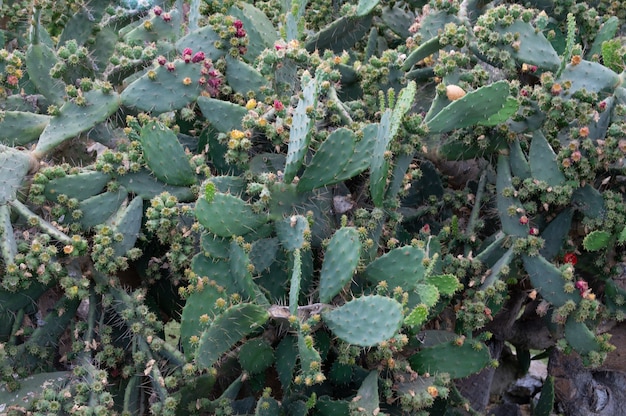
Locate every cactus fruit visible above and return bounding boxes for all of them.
[322,295,403,347]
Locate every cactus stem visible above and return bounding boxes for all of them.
[465,169,487,256]
[9,199,74,245]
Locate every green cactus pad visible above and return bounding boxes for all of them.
[356,0,379,16]
[402,36,442,71]
[0,111,51,146]
[175,26,225,62]
[363,245,427,290]
[298,128,367,192]
[571,184,605,219]
[140,121,196,186]
[558,60,620,99]
[110,196,143,257]
[539,208,573,260]
[496,154,528,237]
[534,376,555,416]
[44,171,111,202]
[200,233,231,259]
[413,283,440,307]
[587,17,619,59]
[425,274,460,296]
[230,240,269,305]
[369,109,392,207]
[522,254,578,307]
[0,371,71,408]
[275,215,309,251]
[33,90,120,158]
[480,246,514,290]
[529,130,565,187]
[509,138,531,180]
[0,204,16,264]
[192,253,237,290]
[426,81,514,134]
[255,396,281,416]
[408,338,491,379]
[249,237,279,271]
[225,56,270,98]
[25,42,66,106]
[228,3,277,61]
[195,193,267,237]
[275,335,298,391]
[404,304,429,327]
[238,338,274,375]
[492,20,560,72]
[305,15,372,54]
[353,371,380,415]
[319,227,361,303]
[121,59,204,113]
[123,9,182,44]
[284,73,318,183]
[77,187,127,229]
[564,318,602,356]
[196,96,248,133]
[582,230,611,251]
[297,330,323,379]
[0,147,33,204]
[117,170,195,201]
[195,303,269,370]
[322,295,403,347]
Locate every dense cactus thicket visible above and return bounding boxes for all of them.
[1,0,626,414]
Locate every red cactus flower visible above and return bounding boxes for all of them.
[153,6,162,15]
[233,19,243,29]
[273,100,284,112]
[519,215,529,225]
[235,28,246,38]
[183,47,193,56]
[165,62,175,72]
[161,12,171,22]
[563,252,577,265]
[575,280,588,296]
[529,227,539,236]
[156,55,167,66]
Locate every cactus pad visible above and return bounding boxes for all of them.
[195,193,267,237]
[319,227,361,303]
[364,245,427,290]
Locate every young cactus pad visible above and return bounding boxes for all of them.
[322,295,403,347]
[318,227,361,303]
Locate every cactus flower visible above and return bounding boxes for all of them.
[233,19,243,29]
[161,12,171,22]
[191,51,205,63]
[156,55,166,65]
[273,100,284,111]
[153,5,162,15]
[563,253,577,265]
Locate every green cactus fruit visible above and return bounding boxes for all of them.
[77,187,127,229]
[319,227,361,303]
[408,337,491,379]
[44,171,111,203]
[196,96,248,133]
[230,240,269,306]
[297,127,371,192]
[201,233,232,259]
[117,170,195,202]
[305,14,373,54]
[238,338,274,375]
[480,246,514,289]
[275,335,298,391]
[284,72,318,183]
[175,26,225,62]
[26,42,66,106]
[491,19,560,72]
[0,111,51,146]
[121,59,204,113]
[255,395,281,416]
[496,154,528,237]
[322,295,403,347]
[404,304,429,327]
[509,138,531,180]
[539,208,573,260]
[124,9,182,44]
[582,230,611,251]
[557,60,620,99]
[0,371,71,408]
[564,318,602,356]
[426,81,516,134]
[33,90,120,158]
[195,192,267,237]
[275,215,309,251]
[249,237,279,271]
[587,17,619,59]
[0,147,33,204]
[571,184,605,219]
[425,274,460,296]
[195,303,269,370]
[107,196,143,257]
[0,204,16,264]
[533,376,555,416]
[356,0,379,16]
[228,3,277,61]
[522,254,578,307]
[353,371,380,415]
[529,130,565,187]
[225,56,270,98]
[139,121,196,186]
[363,245,426,290]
